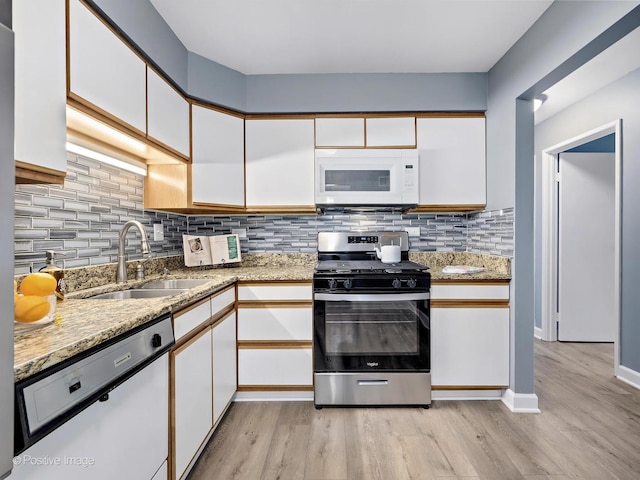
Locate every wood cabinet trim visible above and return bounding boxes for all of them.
[237,300,312,309]
[15,162,66,185]
[409,204,487,213]
[237,340,312,349]
[237,385,314,392]
[171,324,211,356]
[431,299,510,308]
[238,280,313,287]
[244,205,318,215]
[431,385,507,390]
[173,295,210,317]
[191,100,246,119]
[245,114,316,120]
[431,279,510,285]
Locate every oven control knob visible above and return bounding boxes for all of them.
[343,278,353,289]
[407,278,417,289]
[328,279,337,289]
[392,278,402,289]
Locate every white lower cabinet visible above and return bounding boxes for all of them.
[172,328,214,480]
[431,307,509,386]
[170,287,236,480]
[10,355,169,480]
[212,312,237,424]
[237,282,313,390]
[430,282,510,388]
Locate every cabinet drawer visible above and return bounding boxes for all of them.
[237,307,312,341]
[238,284,312,301]
[173,299,211,341]
[211,286,236,317]
[431,284,509,300]
[238,348,312,386]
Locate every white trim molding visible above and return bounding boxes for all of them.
[534,326,543,340]
[540,120,622,367]
[617,366,640,390]
[432,389,503,401]
[501,389,540,413]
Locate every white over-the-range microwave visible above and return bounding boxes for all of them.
[315,148,419,207]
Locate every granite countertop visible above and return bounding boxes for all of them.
[14,252,510,382]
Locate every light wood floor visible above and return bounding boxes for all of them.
[187,340,640,479]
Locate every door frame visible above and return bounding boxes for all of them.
[540,120,621,371]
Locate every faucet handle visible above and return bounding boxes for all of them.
[136,262,145,281]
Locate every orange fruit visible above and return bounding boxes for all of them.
[20,272,57,296]
[15,295,51,323]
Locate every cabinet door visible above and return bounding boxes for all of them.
[173,329,213,480]
[416,117,486,206]
[365,117,416,147]
[147,67,190,157]
[14,0,67,175]
[10,355,169,480]
[245,119,315,208]
[192,106,245,207]
[315,117,365,147]
[431,307,509,386]
[68,0,146,133]
[212,312,237,424]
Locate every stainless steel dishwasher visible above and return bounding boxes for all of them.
[12,313,174,480]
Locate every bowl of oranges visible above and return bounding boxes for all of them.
[15,272,58,330]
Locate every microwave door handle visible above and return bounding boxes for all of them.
[314,293,429,302]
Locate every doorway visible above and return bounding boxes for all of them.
[540,121,621,369]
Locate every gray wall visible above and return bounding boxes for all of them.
[534,67,640,372]
[486,0,640,395]
[1,3,13,475]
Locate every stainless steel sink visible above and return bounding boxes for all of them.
[140,279,211,289]
[88,288,188,300]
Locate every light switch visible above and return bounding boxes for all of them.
[153,223,164,241]
[405,227,420,237]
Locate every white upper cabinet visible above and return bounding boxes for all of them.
[416,117,486,207]
[315,117,365,147]
[68,0,146,133]
[192,106,245,207]
[245,119,315,208]
[14,0,67,176]
[146,67,190,157]
[365,117,416,147]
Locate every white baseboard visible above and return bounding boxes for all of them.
[234,391,314,402]
[501,389,541,413]
[432,389,503,401]
[534,326,543,339]
[617,365,640,390]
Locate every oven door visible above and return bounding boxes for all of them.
[313,292,430,372]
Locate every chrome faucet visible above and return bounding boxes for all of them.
[116,220,150,283]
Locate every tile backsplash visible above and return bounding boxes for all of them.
[14,153,513,275]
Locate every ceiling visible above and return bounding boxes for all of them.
[148,0,554,75]
[148,0,639,122]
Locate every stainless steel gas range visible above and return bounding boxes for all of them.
[313,231,431,408]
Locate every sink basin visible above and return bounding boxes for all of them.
[88,288,188,300]
[140,279,211,289]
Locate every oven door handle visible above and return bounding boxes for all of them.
[314,292,430,302]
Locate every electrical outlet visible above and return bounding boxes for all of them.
[405,227,421,237]
[232,228,247,238]
[153,223,164,241]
